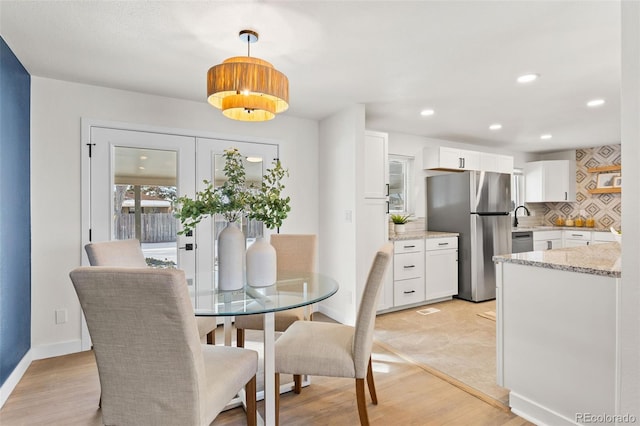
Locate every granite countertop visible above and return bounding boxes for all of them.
[493,242,621,278]
[390,230,459,241]
[512,225,612,232]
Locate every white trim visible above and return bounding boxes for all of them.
[316,303,346,325]
[31,339,83,361]
[0,349,32,409]
[509,392,581,426]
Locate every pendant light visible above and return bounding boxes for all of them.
[207,30,289,121]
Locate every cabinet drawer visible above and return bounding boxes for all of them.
[533,230,562,241]
[425,237,458,250]
[393,252,424,280]
[563,230,591,241]
[394,277,425,306]
[592,231,616,243]
[394,239,424,254]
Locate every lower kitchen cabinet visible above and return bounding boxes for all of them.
[425,237,458,300]
[563,230,591,247]
[533,230,562,251]
[378,235,458,314]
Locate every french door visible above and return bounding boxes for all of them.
[84,124,278,346]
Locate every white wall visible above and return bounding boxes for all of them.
[620,0,640,418]
[387,131,534,218]
[30,77,319,358]
[317,105,364,325]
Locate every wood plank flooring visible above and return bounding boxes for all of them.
[0,342,533,426]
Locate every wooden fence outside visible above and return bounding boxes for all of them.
[114,213,177,243]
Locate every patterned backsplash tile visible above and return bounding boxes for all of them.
[529,144,621,229]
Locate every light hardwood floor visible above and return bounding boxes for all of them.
[0,340,533,426]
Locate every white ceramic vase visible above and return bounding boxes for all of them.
[246,237,277,287]
[395,223,406,234]
[217,222,245,291]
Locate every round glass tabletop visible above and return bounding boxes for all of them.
[192,272,339,316]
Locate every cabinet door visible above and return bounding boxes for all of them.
[534,239,562,250]
[439,147,464,169]
[525,160,576,202]
[544,161,575,202]
[564,240,590,247]
[363,131,388,199]
[459,149,480,170]
[425,248,458,300]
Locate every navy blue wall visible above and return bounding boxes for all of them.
[0,36,31,387]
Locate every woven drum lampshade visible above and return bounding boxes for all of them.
[207,30,289,122]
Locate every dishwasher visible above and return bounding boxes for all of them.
[512,231,534,253]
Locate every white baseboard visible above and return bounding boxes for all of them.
[0,349,32,409]
[31,339,82,361]
[509,391,580,426]
[316,304,346,324]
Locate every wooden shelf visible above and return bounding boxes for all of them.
[587,165,621,173]
[588,187,621,194]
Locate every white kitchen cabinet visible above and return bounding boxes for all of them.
[592,231,616,244]
[425,237,458,300]
[423,146,480,171]
[392,239,425,307]
[533,230,563,251]
[480,153,514,174]
[364,130,389,199]
[563,230,591,247]
[524,160,576,202]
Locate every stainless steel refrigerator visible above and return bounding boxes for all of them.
[426,171,511,302]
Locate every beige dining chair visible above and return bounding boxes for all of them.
[273,243,393,426]
[85,239,218,344]
[234,234,317,347]
[69,266,258,426]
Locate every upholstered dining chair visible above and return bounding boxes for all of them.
[69,266,258,426]
[85,239,218,344]
[234,234,317,348]
[273,243,393,426]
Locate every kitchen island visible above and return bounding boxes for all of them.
[493,243,622,426]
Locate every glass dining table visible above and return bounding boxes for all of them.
[193,272,339,426]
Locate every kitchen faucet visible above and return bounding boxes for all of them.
[513,205,530,227]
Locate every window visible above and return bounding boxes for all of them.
[511,168,524,212]
[389,155,413,213]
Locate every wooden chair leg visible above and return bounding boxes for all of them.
[293,374,302,394]
[275,373,281,426]
[237,328,245,348]
[245,375,257,426]
[355,378,370,426]
[206,330,215,345]
[366,357,378,404]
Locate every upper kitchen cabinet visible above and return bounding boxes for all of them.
[524,160,576,202]
[480,153,514,174]
[423,146,480,171]
[364,131,389,199]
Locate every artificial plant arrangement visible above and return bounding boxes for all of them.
[176,147,291,233]
[176,147,291,289]
[390,213,412,224]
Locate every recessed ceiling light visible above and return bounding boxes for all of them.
[420,109,435,117]
[587,99,605,107]
[246,156,263,163]
[517,73,539,84]
[540,134,552,140]
[489,123,502,130]
[138,166,145,170]
[139,155,148,160]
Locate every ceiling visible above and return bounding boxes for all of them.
[0,1,621,153]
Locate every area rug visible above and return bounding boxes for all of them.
[373,299,509,406]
